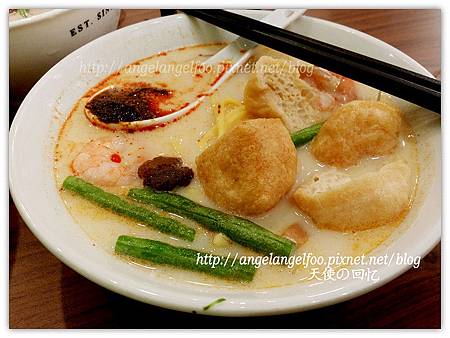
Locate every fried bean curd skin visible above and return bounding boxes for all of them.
[244,56,357,132]
[311,100,402,168]
[293,161,411,232]
[196,118,297,216]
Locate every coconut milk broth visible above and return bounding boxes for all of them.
[55,43,419,289]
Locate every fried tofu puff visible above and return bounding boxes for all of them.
[311,100,402,168]
[293,161,411,232]
[196,118,297,215]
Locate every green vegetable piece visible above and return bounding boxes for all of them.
[128,188,295,257]
[18,9,30,18]
[290,122,324,147]
[115,235,256,282]
[62,176,195,242]
[203,297,226,311]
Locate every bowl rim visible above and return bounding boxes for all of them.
[9,11,441,316]
[8,9,120,29]
[9,9,73,29]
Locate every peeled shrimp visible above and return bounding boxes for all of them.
[71,136,142,187]
[300,66,357,110]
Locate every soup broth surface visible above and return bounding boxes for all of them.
[55,43,419,289]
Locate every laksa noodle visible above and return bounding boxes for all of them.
[55,43,427,288]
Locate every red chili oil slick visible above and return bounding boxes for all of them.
[81,43,230,133]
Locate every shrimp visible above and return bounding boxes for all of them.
[71,136,143,187]
[300,66,358,110]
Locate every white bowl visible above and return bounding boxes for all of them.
[9,9,121,97]
[9,11,441,316]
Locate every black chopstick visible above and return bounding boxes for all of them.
[186,10,441,92]
[181,9,441,114]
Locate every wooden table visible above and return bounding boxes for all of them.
[9,9,441,328]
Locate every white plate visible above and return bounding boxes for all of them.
[9,11,441,316]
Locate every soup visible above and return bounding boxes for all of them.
[55,43,420,289]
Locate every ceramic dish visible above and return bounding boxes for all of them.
[9,10,441,316]
[9,8,121,97]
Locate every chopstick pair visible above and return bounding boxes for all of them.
[181,9,441,114]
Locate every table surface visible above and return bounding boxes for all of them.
[9,9,441,329]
